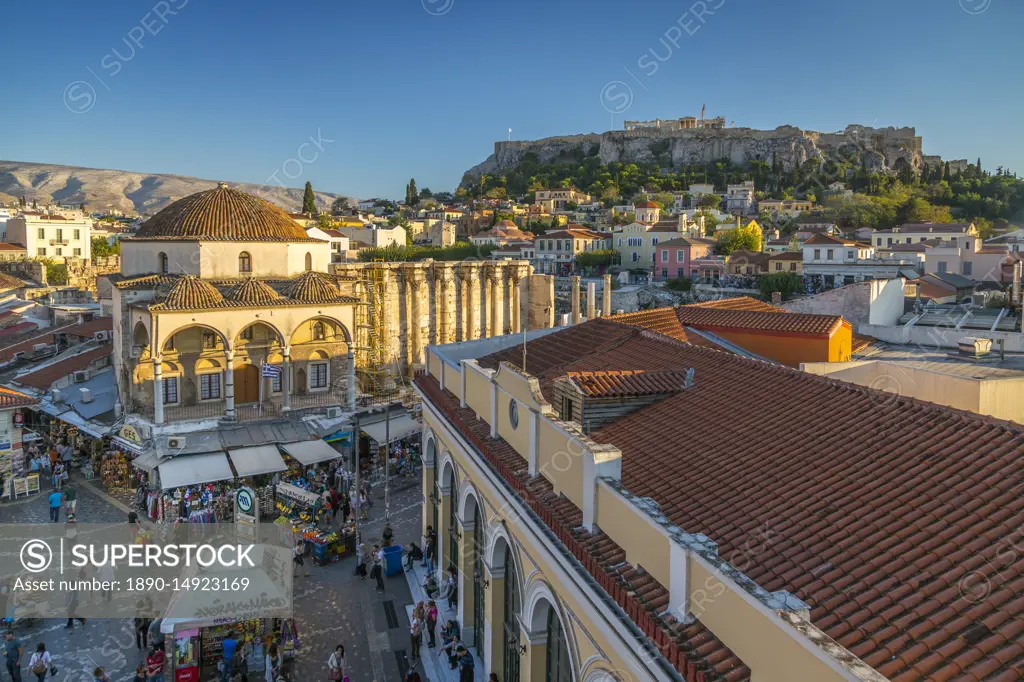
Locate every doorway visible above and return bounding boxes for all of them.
[235,363,260,403]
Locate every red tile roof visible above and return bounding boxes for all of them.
[0,386,36,409]
[676,306,843,336]
[14,344,111,390]
[604,308,691,342]
[0,325,75,363]
[0,322,39,338]
[683,296,787,313]
[0,273,28,291]
[455,318,1024,682]
[63,317,113,338]
[566,369,691,397]
[0,243,27,252]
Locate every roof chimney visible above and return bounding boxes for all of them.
[79,387,93,403]
[677,214,685,233]
[957,337,992,358]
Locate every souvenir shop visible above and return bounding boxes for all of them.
[358,407,422,482]
[164,616,300,682]
[272,481,356,565]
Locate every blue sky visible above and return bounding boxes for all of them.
[3,0,1021,200]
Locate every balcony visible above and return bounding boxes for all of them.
[132,388,351,425]
[48,239,69,246]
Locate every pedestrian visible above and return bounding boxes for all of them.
[489,674,499,682]
[404,670,421,682]
[340,492,350,525]
[98,562,115,602]
[264,644,280,682]
[358,492,368,520]
[403,543,423,572]
[329,488,340,523]
[47,489,63,523]
[145,645,165,682]
[219,631,237,682]
[456,646,474,682]
[426,601,438,648]
[382,523,393,547]
[27,644,50,682]
[128,510,140,542]
[370,545,385,591]
[93,668,109,682]
[3,632,21,682]
[354,543,368,579]
[134,613,151,650]
[409,609,422,661]
[443,567,458,611]
[51,462,65,490]
[65,569,85,629]
[293,542,309,578]
[132,665,146,682]
[63,486,77,521]
[326,645,344,681]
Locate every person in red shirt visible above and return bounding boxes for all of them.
[145,645,166,682]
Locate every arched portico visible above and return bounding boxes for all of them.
[523,581,577,682]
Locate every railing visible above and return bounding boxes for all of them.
[290,389,349,411]
[132,388,352,424]
[157,400,226,423]
[235,401,283,423]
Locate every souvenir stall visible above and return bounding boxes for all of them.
[273,482,355,565]
[165,617,300,682]
[155,452,237,524]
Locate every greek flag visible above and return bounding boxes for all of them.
[261,362,282,378]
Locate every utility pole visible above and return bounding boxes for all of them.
[352,414,360,547]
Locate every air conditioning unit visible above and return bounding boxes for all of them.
[73,371,89,383]
[167,437,187,450]
[51,389,63,403]
[32,344,49,354]
[129,345,142,358]
[325,407,342,419]
[78,388,93,403]
[94,330,110,341]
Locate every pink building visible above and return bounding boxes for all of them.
[655,237,717,281]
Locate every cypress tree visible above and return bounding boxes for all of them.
[942,161,950,182]
[408,178,418,207]
[302,181,316,214]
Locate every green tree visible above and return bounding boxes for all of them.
[652,192,676,208]
[698,194,722,210]
[757,272,803,301]
[91,236,118,257]
[715,220,762,255]
[79,202,86,212]
[315,212,334,230]
[302,181,316,214]
[330,197,349,215]
[407,178,419,206]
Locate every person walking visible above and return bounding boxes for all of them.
[27,644,50,682]
[382,523,393,547]
[51,462,65,491]
[46,489,63,523]
[63,486,77,521]
[145,645,165,682]
[4,632,22,682]
[354,543,368,579]
[358,491,368,520]
[370,545,385,591]
[134,616,151,651]
[264,644,280,682]
[293,542,309,578]
[329,488,341,524]
[409,609,423,662]
[219,631,237,682]
[426,600,438,648]
[326,645,344,682]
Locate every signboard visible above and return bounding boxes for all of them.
[118,424,143,446]
[235,486,258,543]
[12,413,24,428]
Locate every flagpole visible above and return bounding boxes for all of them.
[258,361,264,417]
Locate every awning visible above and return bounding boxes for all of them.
[323,430,352,444]
[361,414,420,445]
[280,439,341,466]
[131,451,163,472]
[228,445,288,478]
[158,452,233,490]
[111,435,145,455]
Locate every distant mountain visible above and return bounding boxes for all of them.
[0,160,354,216]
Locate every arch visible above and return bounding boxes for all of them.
[160,323,231,353]
[160,361,181,374]
[131,320,151,356]
[238,251,252,274]
[195,358,222,372]
[309,349,329,361]
[159,252,168,274]
[524,580,562,635]
[581,668,619,682]
[288,316,352,345]
[439,450,457,491]
[458,480,483,526]
[234,321,285,347]
[424,431,437,467]
[304,252,312,271]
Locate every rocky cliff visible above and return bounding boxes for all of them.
[0,160,353,215]
[463,124,929,183]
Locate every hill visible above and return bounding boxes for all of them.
[0,160,353,215]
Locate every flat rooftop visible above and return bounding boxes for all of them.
[853,341,1024,380]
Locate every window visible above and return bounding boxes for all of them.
[73,248,81,256]
[827,249,834,260]
[555,240,562,251]
[159,252,168,274]
[775,262,782,271]
[309,362,328,389]
[202,332,217,349]
[313,321,326,340]
[271,371,282,393]
[55,248,62,256]
[631,252,639,262]
[745,266,753,275]
[963,262,973,276]
[847,250,854,259]
[814,249,821,260]
[617,238,622,247]
[37,228,45,240]
[661,268,668,279]
[545,609,572,682]
[887,238,893,246]
[789,263,797,271]
[304,252,312,271]
[163,376,179,405]
[661,250,669,262]
[200,373,221,400]
[74,229,80,240]
[56,229,63,241]
[239,251,252,273]
[240,327,254,341]
[938,261,948,273]
[676,251,684,263]
[510,399,520,428]
[966,240,972,249]
[651,237,658,246]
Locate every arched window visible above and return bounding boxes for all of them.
[447,478,459,573]
[503,546,521,682]
[312,321,326,341]
[304,252,313,271]
[159,252,168,274]
[239,251,251,273]
[546,608,572,682]
[473,506,485,663]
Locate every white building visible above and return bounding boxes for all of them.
[5,211,92,262]
[802,234,920,285]
[871,222,976,248]
[305,227,351,264]
[726,181,756,214]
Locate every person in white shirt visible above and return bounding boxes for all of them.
[28,643,51,682]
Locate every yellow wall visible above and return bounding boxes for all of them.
[464,364,491,418]
[495,389,530,466]
[595,483,671,587]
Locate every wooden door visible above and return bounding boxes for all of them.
[236,364,260,404]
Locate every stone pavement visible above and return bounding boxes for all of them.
[0,473,426,682]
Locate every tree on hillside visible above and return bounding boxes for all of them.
[653,192,676,208]
[757,272,803,301]
[943,161,951,183]
[406,179,419,207]
[715,220,762,255]
[91,236,119,257]
[698,194,721,211]
[330,197,349,215]
[302,181,316,214]
[79,202,86,212]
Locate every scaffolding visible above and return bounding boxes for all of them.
[355,260,402,406]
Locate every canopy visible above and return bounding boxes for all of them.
[361,414,420,445]
[158,452,233,490]
[228,445,288,478]
[280,439,340,466]
[131,451,163,472]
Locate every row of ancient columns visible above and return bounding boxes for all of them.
[570,273,614,324]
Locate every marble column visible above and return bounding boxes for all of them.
[224,349,236,420]
[571,275,581,325]
[462,269,477,341]
[152,357,164,425]
[487,265,501,337]
[510,270,522,334]
[587,281,596,320]
[603,273,612,317]
[282,346,292,412]
[408,272,424,367]
[347,350,356,409]
[436,273,449,345]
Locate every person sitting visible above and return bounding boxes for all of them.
[422,572,439,599]
[403,542,423,571]
[440,635,462,669]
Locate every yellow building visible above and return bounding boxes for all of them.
[414,305,1014,682]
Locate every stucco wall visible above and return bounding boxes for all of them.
[783,281,871,328]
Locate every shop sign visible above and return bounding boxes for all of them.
[12,413,23,428]
[119,424,143,445]
[175,667,198,682]
[235,486,258,543]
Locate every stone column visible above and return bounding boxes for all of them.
[484,559,506,673]
[435,268,450,345]
[571,275,581,325]
[410,271,425,366]
[282,346,292,411]
[224,349,236,420]
[603,273,612,317]
[460,265,478,341]
[510,268,522,334]
[522,626,548,681]
[438,481,452,578]
[152,357,164,425]
[487,264,501,337]
[586,281,596,320]
[347,349,356,409]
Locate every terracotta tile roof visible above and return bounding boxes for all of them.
[150,275,224,310]
[684,296,787,313]
[14,344,111,390]
[767,251,804,260]
[63,318,113,338]
[727,250,769,266]
[0,386,36,409]
[0,322,38,338]
[283,271,345,303]
[0,326,74,363]
[113,274,179,289]
[225,278,282,305]
[634,200,659,208]
[0,273,28,291]
[876,223,974,234]
[676,306,843,336]
[604,309,691,342]
[0,243,27,252]
[458,320,1024,682]
[135,184,316,242]
[566,369,691,397]
[655,237,714,248]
